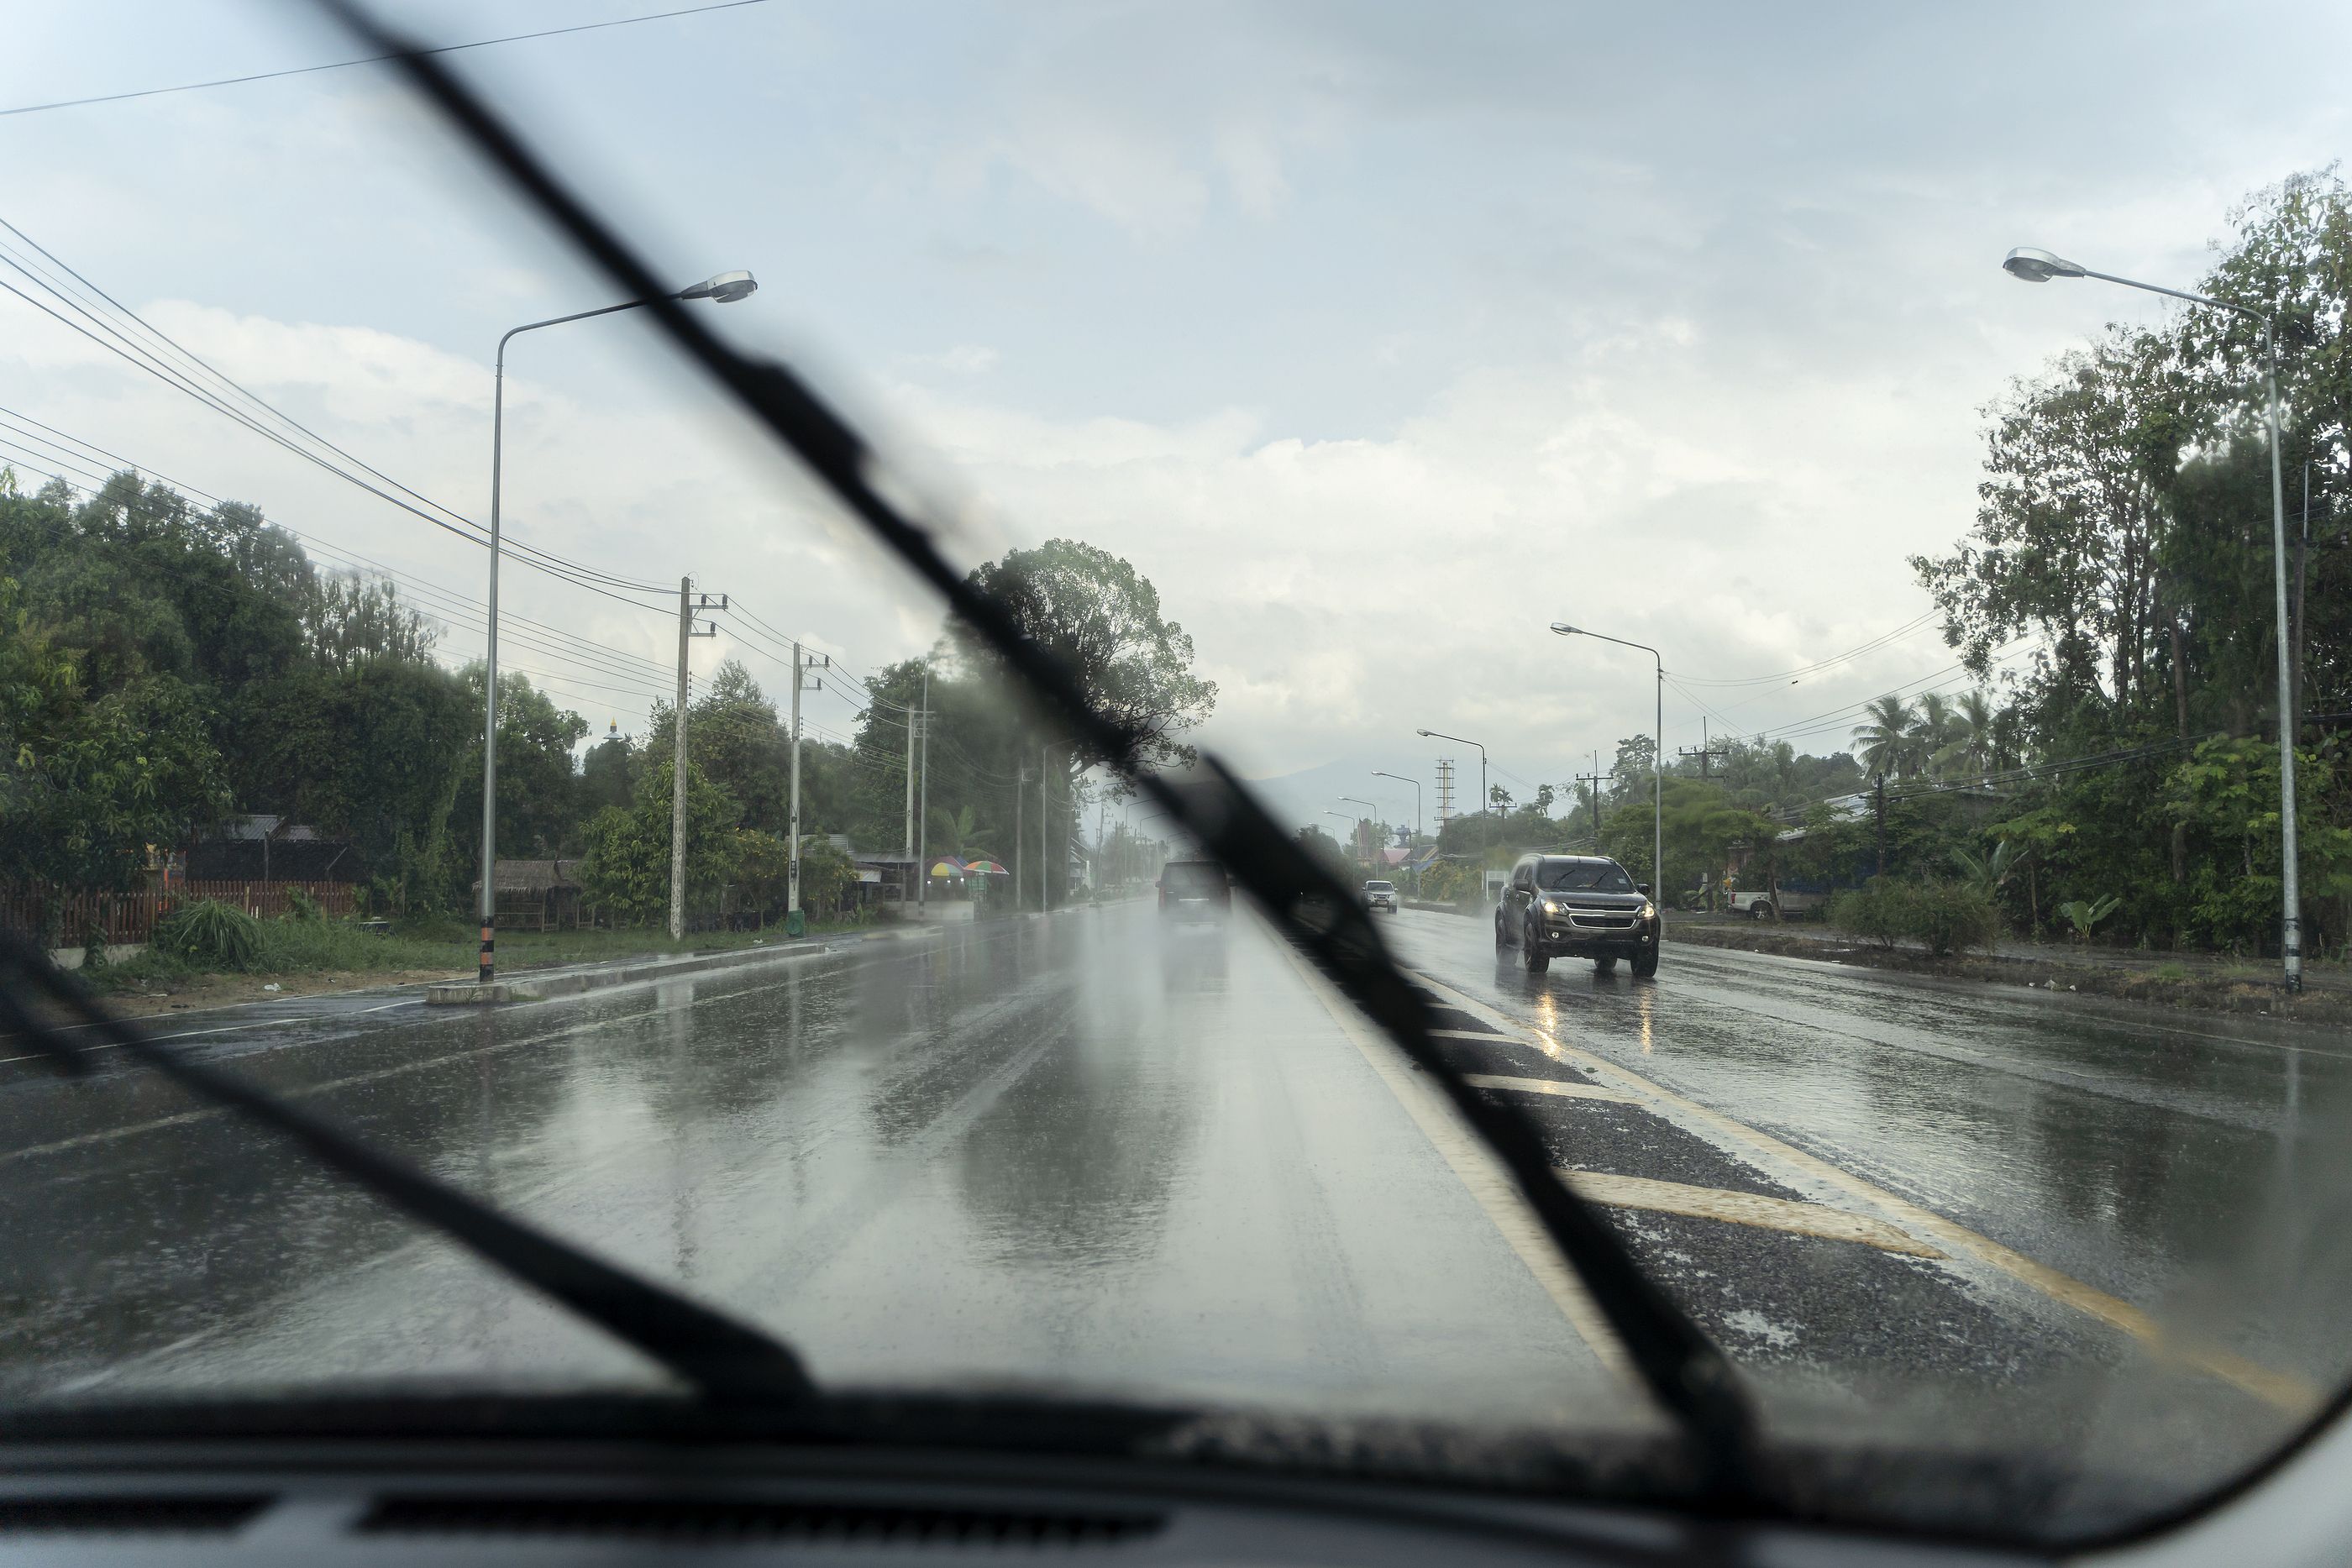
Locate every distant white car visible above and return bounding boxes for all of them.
[1361,879,1399,914]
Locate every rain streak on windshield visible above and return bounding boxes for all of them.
[0,0,2349,1550]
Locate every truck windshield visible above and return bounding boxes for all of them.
[1540,862,1635,892]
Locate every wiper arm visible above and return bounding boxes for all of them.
[316,0,1762,1502]
[0,933,814,1407]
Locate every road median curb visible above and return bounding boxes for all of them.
[424,926,931,1005]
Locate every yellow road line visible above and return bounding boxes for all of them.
[1414,972,2322,1417]
[1462,1073,1636,1104]
[1562,1171,1945,1258]
[1271,946,1636,1387]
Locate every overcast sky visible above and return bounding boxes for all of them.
[4,0,2346,831]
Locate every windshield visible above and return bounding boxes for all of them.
[1538,862,1634,893]
[2,1,2348,1550]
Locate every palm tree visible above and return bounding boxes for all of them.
[1988,704,2026,773]
[1852,694,1915,779]
[1910,692,1958,778]
[1931,690,1996,780]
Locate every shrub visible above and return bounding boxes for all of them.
[1829,883,1903,950]
[1904,880,2001,957]
[283,889,323,922]
[1830,879,1999,957]
[154,899,262,970]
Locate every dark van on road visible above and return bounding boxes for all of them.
[1494,854,1660,978]
[1158,859,1232,923]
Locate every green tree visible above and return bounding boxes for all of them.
[576,758,738,926]
[959,539,1218,772]
[444,669,589,866]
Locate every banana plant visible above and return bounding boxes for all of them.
[2054,894,2121,942]
[1950,839,2019,894]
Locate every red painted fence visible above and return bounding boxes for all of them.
[0,882,358,947]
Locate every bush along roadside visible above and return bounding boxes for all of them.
[1828,878,2001,957]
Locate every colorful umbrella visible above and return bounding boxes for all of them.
[962,859,1009,875]
[928,860,966,878]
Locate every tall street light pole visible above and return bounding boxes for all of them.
[1340,794,1378,863]
[477,269,756,983]
[1322,810,1361,864]
[1417,727,1491,900]
[1551,624,1662,900]
[2003,246,2301,994]
[1416,729,1488,818]
[1372,771,1422,842]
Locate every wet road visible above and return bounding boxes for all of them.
[3,903,2346,1500]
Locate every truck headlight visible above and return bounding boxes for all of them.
[1638,900,1656,921]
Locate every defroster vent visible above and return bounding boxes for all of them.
[357,1496,1163,1549]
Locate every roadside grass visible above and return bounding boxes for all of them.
[82,912,879,996]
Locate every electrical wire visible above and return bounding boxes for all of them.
[0,409,673,684]
[0,217,671,601]
[0,446,680,708]
[0,1,774,118]
[1665,610,1944,687]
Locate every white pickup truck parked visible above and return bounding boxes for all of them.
[1726,887,1828,920]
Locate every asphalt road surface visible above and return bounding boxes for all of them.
[3,903,2344,1508]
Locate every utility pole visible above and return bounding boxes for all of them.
[1677,744,1730,780]
[1016,764,1028,913]
[787,642,830,917]
[1577,769,1606,848]
[1041,743,1052,912]
[903,696,916,873]
[1874,772,1887,879]
[1678,716,1730,780]
[669,581,723,941]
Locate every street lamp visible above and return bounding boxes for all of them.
[2002,246,2301,994]
[1550,623,1662,901]
[475,270,757,983]
[1340,794,1378,864]
[1372,770,1423,842]
[1416,729,1490,821]
[1321,809,1362,863]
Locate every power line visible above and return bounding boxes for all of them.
[0,407,672,682]
[0,445,679,706]
[0,216,670,600]
[0,1,774,118]
[1667,610,1944,687]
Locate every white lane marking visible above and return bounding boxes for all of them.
[1270,944,1638,1388]
[1462,1074,1635,1104]
[1412,969,2321,1415]
[1560,1172,1945,1258]
[0,1016,323,1067]
[1670,940,2352,1058]
[0,938,940,1162]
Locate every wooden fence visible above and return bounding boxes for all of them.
[0,881,358,947]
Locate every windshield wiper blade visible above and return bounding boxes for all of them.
[0,933,815,1407]
[311,0,1761,1502]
